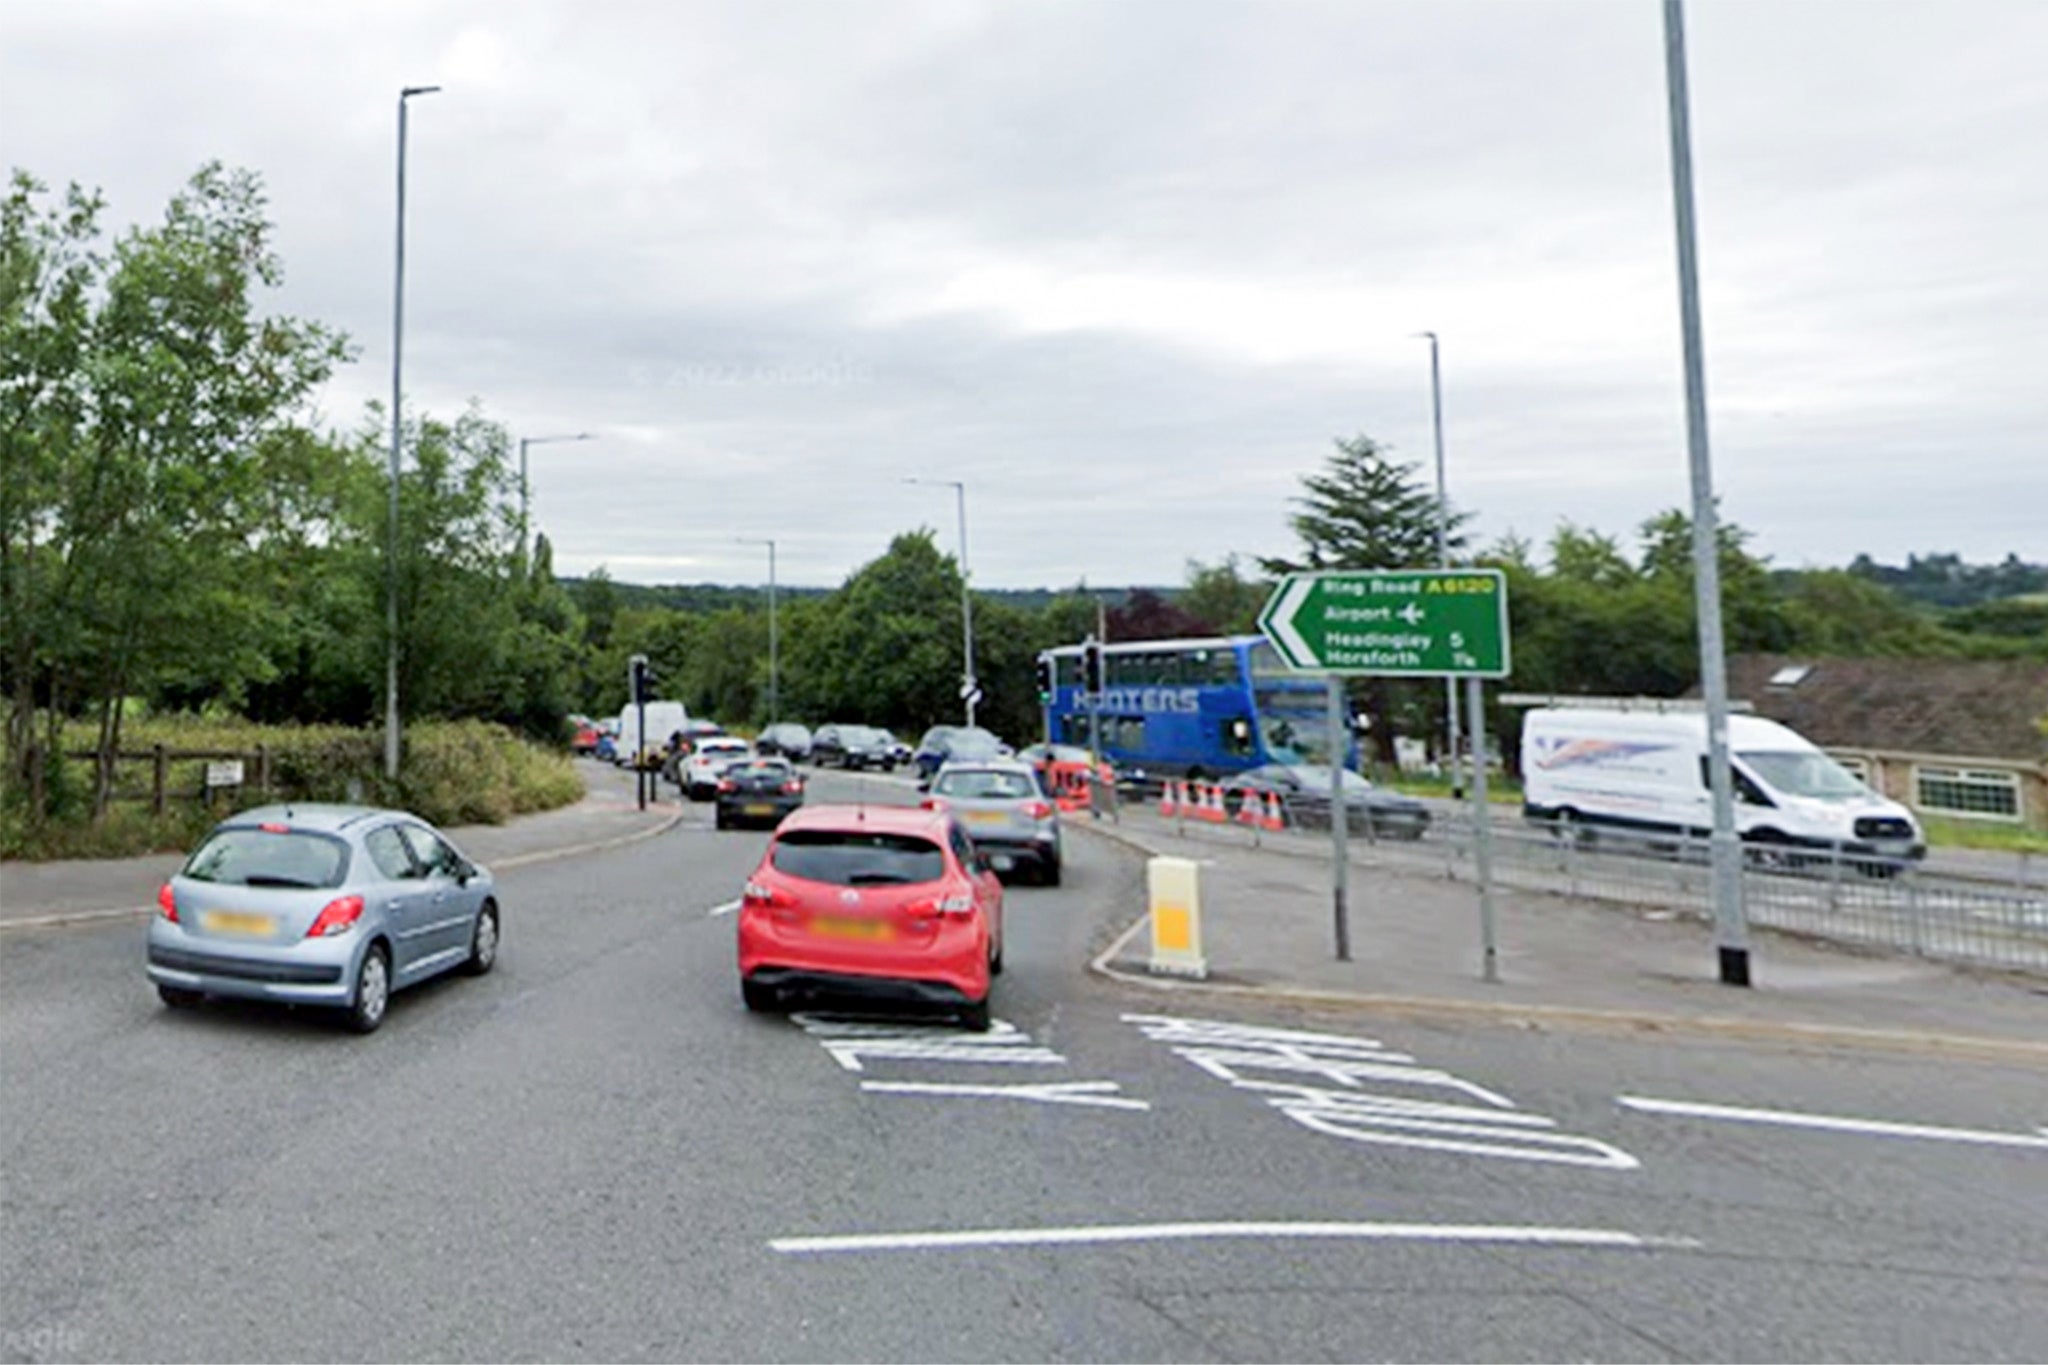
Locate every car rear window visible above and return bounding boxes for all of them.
[771,829,945,886]
[183,827,349,889]
[935,770,1037,800]
[948,731,1004,758]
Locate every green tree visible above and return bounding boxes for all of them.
[1261,434,1466,575]
[2,164,350,815]
[1179,555,1269,634]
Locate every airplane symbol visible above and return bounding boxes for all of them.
[1398,603,1426,626]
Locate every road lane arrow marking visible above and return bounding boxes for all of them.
[858,1080,1151,1111]
[1617,1096,2048,1151]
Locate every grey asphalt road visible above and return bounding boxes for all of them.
[2,763,2043,1363]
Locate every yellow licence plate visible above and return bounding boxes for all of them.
[744,803,776,816]
[200,910,276,937]
[964,810,1006,825]
[809,916,894,941]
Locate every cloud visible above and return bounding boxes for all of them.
[3,0,2042,587]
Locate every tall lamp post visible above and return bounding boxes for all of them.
[518,432,593,559]
[736,537,779,725]
[905,477,977,727]
[386,82,441,782]
[1662,0,1750,986]
[1415,331,1462,797]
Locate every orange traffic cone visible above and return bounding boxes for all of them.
[1260,790,1287,832]
[1200,782,1228,824]
[1158,780,1180,818]
[1235,787,1262,827]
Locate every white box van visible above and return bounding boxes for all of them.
[616,700,690,769]
[1521,707,1925,868]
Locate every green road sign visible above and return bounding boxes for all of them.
[1257,568,1510,677]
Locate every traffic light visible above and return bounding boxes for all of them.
[1082,637,1103,695]
[629,654,656,706]
[1034,654,1055,701]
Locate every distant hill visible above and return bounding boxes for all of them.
[557,578,1176,614]
[1847,553,2047,609]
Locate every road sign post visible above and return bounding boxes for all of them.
[1258,568,1511,978]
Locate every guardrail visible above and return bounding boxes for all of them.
[1125,780,2048,977]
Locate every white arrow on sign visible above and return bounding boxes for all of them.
[1264,576,1318,667]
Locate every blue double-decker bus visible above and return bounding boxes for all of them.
[1041,635,1354,784]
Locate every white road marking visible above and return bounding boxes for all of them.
[1126,1013,1639,1170]
[770,1220,1699,1256]
[857,1080,1151,1111]
[792,1014,1066,1072]
[705,899,742,917]
[1618,1095,2048,1151]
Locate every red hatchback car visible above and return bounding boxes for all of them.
[736,805,1004,1030]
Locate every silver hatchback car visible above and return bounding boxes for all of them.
[146,804,499,1033]
[925,760,1062,885]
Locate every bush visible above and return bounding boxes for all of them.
[0,717,584,860]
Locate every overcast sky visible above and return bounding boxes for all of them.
[5,0,2043,588]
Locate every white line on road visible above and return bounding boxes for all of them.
[770,1220,1700,1256]
[857,1080,1151,1111]
[1617,1096,2048,1151]
[704,899,742,918]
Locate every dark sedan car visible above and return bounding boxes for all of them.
[810,724,897,771]
[913,725,1009,781]
[715,758,806,830]
[1223,764,1430,839]
[757,723,813,762]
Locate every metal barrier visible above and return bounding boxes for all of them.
[1124,782,2048,976]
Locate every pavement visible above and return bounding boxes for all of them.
[1075,802,2048,1065]
[0,782,683,928]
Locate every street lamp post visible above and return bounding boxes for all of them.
[1417,331,1463,798]
[737,537,778,725]
[1662,0,1751,987]
[518,432,593,559]
[905,477,977,728]
[386,82,441,782]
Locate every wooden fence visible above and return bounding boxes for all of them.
[49,746,275,816]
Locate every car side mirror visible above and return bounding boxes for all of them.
[917,778,931,793]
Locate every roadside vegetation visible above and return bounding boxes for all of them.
[0,717,580,860]
[6,163,2042,859]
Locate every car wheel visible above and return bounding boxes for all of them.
[741,978,778,1013]
[463,901,499,976]
[714,808,730,830]
[959,995,992,1032]
[157,983,203,1010]
[1040,854,1062,888]
[345,944,391,1034]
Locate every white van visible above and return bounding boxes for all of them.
[1520,707,1924,868]
[615,700,690,769]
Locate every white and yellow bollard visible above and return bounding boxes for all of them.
[1147,856,1208,979]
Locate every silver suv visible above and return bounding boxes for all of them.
[925,761,1062,885]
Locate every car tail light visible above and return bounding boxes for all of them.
[916,885,976,917]
[306,894,364,938]
[259,822,289,834]
[157,882,178,923]
[781,780,802,795]
[743,879,796,910]
[1024,801,1054,820]
[718,779,737,794]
